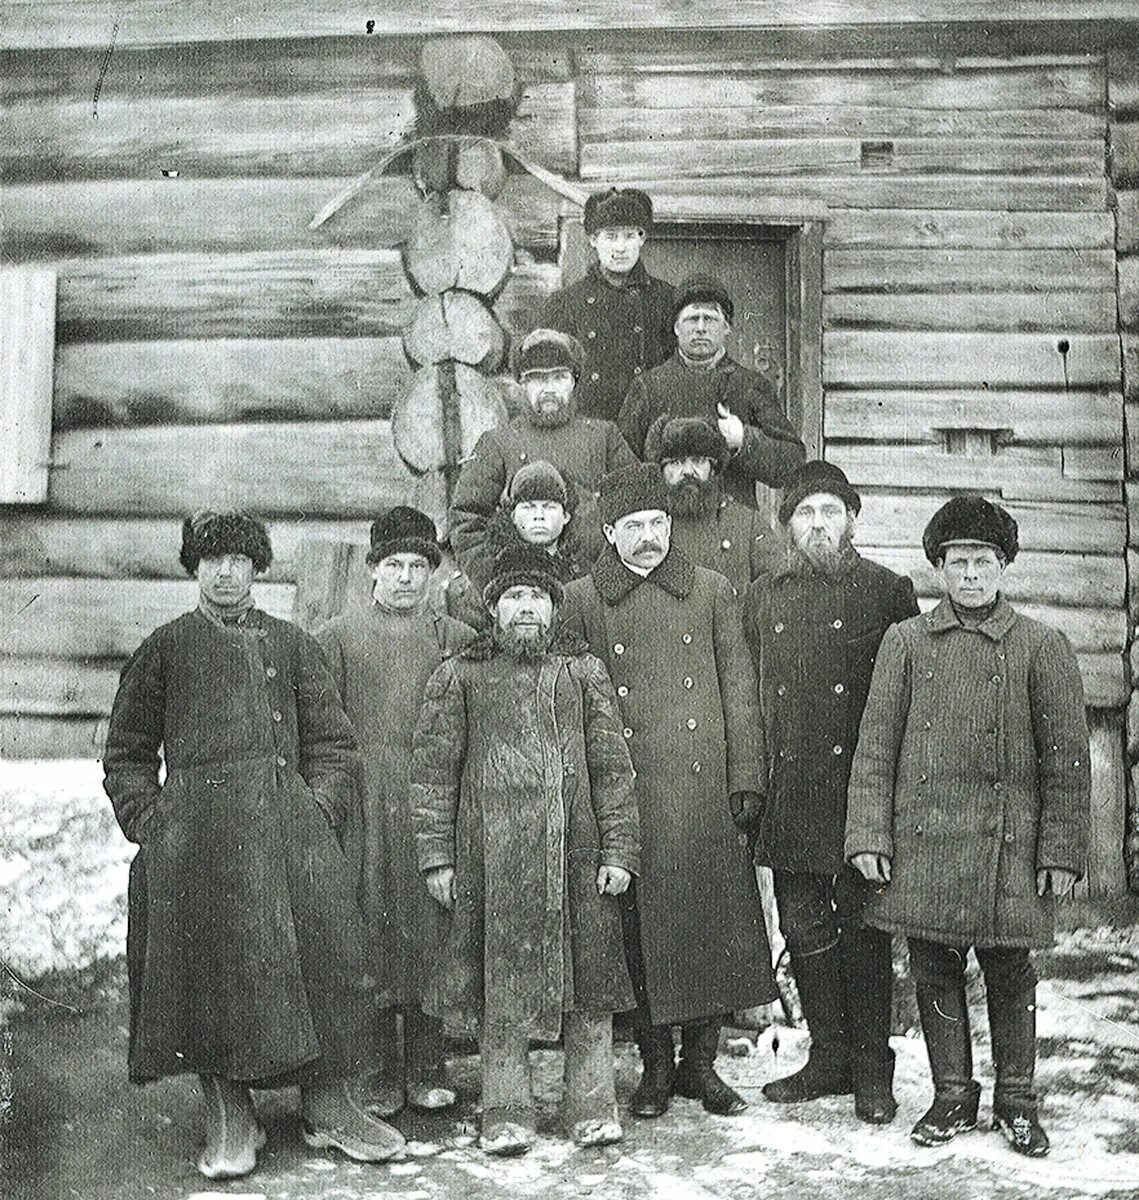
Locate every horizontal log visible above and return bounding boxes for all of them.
[1,82,577,181]
[0,174,562,261]
[1109,50,1139,115]
[47,251,559,342]
[0,657,121,717]
[854,491,1125,554]
[1109,122,1139,188]
[1119,256,1139,330]
[825,391,1122,445]
[1117,191,1139,255]
[823,291,1118,332]
[48,419,450,518]
[825,209,1115,249]
[830,443,1122,503]
[823,332,1120,387]
[1125,335,1139,404]
[1086,711,1129,893]
[0,579,296,658]
[581,137,1103,181]
[0,715,109,760]
[1063,445,1125,481]
[824,248,1115,292]
[1078,653,1128,708]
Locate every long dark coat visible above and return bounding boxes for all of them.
[449,411,634,577]
[743,551,919,874]
[315,603,475,1006]
[670,490,781,599]
[561,548,777,1025]
[410,630,640,1040]
[618,354,806,507]
[541,261,677,423]
[103,609,373,1084]
[845,596,1090,949]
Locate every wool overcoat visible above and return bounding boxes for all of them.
[743,551,919,874]
[449,411,634,576]
[560,548,777,1024]
[541,262,677,423]
[315,603,476,1006]
[410,630,640,1040]
[845,596,1091,949]
[103,609,373,1084]
[617,354,806,507]
[669,491,781,599]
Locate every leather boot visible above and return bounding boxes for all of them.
[843,923,897,1124]
[301,1077,406,1162]
[988,977,1049,1156]
[911,983,981,1146]
[628,1025,675,1118]
[674,1018,748,1116]
[763,944,853,1103]
[197,1075,266,1180]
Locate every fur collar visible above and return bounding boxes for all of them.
[459,624,591,661]
[589,544,696,604]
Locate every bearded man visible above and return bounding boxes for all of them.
[742,461,919,1124]
[411,546,639,1157]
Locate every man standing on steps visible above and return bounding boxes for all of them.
[743,461,919,1124]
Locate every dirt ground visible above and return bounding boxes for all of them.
[4,923,1138,1200]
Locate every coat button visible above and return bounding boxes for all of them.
[926,670,934,679]
[918,773,927,783]
[623,727,633,739]
[992,675,1001,684]
[614,643,625,655]
[632,366,643,375]
[721,539,732,550]
[565,764,576,775]
[832,744,843,755]
[590,371,600,381]
[832,619,843,629]
[1004,832,1015,843]
[587,295,596,305]
[683,676,693,688]
[774,623,784,633]
[266,666,277,679]
[272,710,283,723]
[276,755,287,767]
[923,720,932,730]
[682,633,693,644]
[777,685,786,696]
[692,761,702,773]
[617,685,629,697]
[587,330,597,339]
[633,325,643,334]
[993,781,1002,791]
[686,718,697,730]
[833,683,844,694]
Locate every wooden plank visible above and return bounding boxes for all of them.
[1064,446,1125,481]
[826,209,1115,249]
[0,174,562,260]
[0,268,56,503]
[0,715,109,760]
[825,391,1121,445]
[1087,710,1130,894]
[1119,255,1139,330]
[48,252,559,342]
[581,136,1102,182]
[1077,653,1130,709]
[855,491,1125,554]
[48,419,451,518]
[1,82,577,181]
[823,332,1120,387]
[55,338,412,429]
[0,657,121,717]
[1124,335,1139,404]
[1109,50,1139,116]
[1116,191,1139,255]
[824,249,1115,292]
[0,579,296,658]
[823,291,1118,332]
[1109,121,1139,188]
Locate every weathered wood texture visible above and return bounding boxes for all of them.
[0,269,56,503]
[0,715,110,760]
[1088,710,1130,895]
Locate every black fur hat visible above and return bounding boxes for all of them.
[647,416,728,472]
[923,496,1019,565]
[583,187,653,235]
[514,328,587,380]
[367,505,442,567]
[482,544,567,608]
[671,275,734,325]
[507,460,570,509]
[180,510,272,576]
[778,461,862,525]
[598,462,669,526]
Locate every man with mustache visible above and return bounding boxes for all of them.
[561,464,777,1120]
[648,415,780,598]
[449,329,634,582]
[411,545,639,1156]
[541,187,676,422]
[618,276,805,508]
[316,507,476,1119]
[742,462,918,1125]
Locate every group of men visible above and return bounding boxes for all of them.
[102,186,1091,1183]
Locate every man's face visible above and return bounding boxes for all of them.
[604,508,671,571]
[512,499,569,547]
[372,552,432,608]
[661,456,713,488]
[674,302,729,361]
[937,543,1006,609]
[197,553,254,606]
[788,492,852,565]
[522,367,575,418]
[495,584,554,643]
[589,226,646,275]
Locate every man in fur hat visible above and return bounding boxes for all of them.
[450,328,635,577]
[742,461,919,1124]
[104,510,404,1181]
[649,416,779,598]
[560,464,777,1120]
[618,275,805,507]
[316,506,476,1119]
[411,545,639,1156]
[541,187,676,423]
[847,496,1090,1157]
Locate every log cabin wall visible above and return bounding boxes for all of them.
[0,14,1136,896]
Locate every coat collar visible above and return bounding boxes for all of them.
[772,544,862,584]
[587,260,649,290]
[928,594,1016,641]
[459,624,590,661]
[590,544,696,604]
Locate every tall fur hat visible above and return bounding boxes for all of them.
[777,461,862,525]
[507,460,570,509]
[180,509,272,576]
[482,544,567,608]
[598,462,669,527]
[366,505,442,567]
[922,496,1019,565]
[646,416,728,472]
[583,187,653,235]
[671,275,734,325]
[514,328,587,380]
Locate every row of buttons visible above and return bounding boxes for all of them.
[774,682,845,697]
[772,619,844,634]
